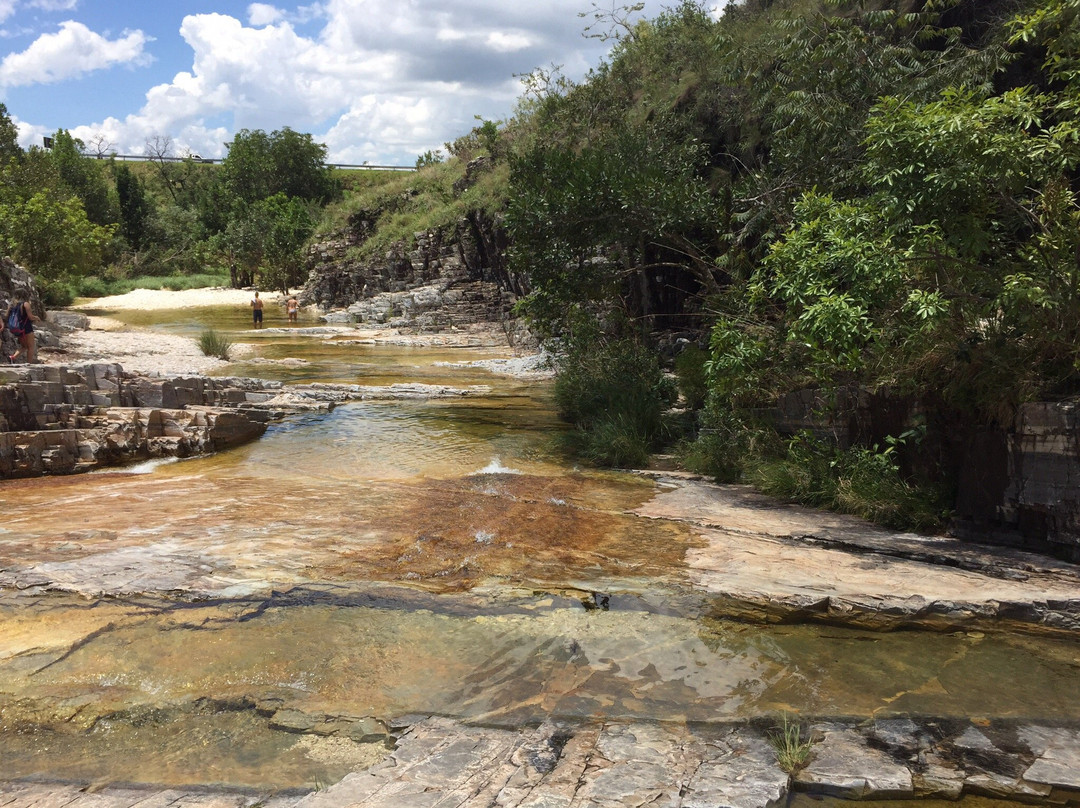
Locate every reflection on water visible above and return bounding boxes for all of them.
[2,596,1079,788]
[3,303,1079,791]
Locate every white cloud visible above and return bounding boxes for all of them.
[12,1,718,163]
[0,1,16,24]
[248,3,283,27]
[486,31,532,53]
[0,21,150,88]
[28,0,78,11]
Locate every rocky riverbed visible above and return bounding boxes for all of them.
[3,288,1080,806]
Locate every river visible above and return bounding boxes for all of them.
[0,305,1078,791]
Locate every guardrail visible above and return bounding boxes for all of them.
[94,153,415,171]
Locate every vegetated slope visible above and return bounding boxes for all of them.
[495,0,1079,531]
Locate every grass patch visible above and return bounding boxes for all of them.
[318,155,508,261]
[768,714,814,774]
[197,328,233,360]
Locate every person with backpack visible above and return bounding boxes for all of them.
[5,298,38,363]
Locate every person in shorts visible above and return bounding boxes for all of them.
[251,291,264,328]
[6,298,37,363]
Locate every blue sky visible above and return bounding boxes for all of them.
[0,1,723,165]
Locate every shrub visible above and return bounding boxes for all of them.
[76,276,109,298]
[680,399,781,483]
[197,328,232,360]
[749,431,947,532]
[674,344,709,410]
[554,334,675,467]
[39,279,75,307]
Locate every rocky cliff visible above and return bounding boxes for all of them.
[302,161,527,341]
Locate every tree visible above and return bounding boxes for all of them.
[115,164,151,251]
[507,123,721,337]
[0,186,112,282]
[47,130,117,227]
[0,103,22,163]
[220,127,336,204]
[258,193,315,292]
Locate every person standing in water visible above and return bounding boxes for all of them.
[251,291,264,328]
[287,294,299,323]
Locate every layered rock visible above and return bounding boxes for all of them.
[0,363,503,479]
[302,160,528,342]
[0,364,276,478]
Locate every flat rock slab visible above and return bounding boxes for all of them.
[633,476,1080,633]
[295,718,790,808]
[1023,729,1080,790]
[0,782,298,808]
[6,718,1080,808]
[795,726,913,799]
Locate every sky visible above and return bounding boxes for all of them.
[0,0,725,166]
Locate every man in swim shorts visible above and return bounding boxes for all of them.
[251,291,264,328]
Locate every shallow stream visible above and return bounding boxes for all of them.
[1,306,1078,791]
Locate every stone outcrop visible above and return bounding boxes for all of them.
[0,364,279,478]
[957,401,1080,561]
[0,363,504,478]
[306,226,520,333]
[302,160,527,341]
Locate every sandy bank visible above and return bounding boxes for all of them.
[70,286,283,311]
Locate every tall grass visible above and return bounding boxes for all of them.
[197,328,233,360]
[748,432,947,531]
[768,714,814,774]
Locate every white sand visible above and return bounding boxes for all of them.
[71,286,284,311]
[57,287,280,375]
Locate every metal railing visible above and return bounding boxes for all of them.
[93,153,415,171]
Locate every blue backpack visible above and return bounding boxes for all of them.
[6,303,27,336]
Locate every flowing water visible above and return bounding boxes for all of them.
[1,306,1079,790]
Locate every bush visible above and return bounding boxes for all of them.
[749,431,947,532]
[674,344,709,410]
[554,334,676,467]
[197,328,232,360]
[76,276,109,298]
[680,400,781,483]
[39,279,75,307]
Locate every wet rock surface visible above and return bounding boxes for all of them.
[5,718,1080,807]
[0,363,497,478]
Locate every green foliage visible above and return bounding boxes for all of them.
[76,272,230,298]
[0,185,113,281]
[0,103,22,163]
[115,164,151,251]
[197,328,233,360]
[47,130,117,227]
[674,345,709,410]
[220,127,337,204]
[768,714,813,774]
[415,149,444,168]
[749,432,947,531]
[508,123,721,336]
[321,157,508,262]
[554,329,675,467]
[680,399,781,483]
